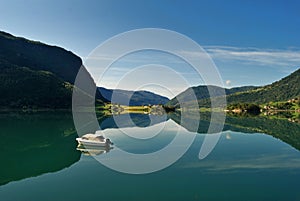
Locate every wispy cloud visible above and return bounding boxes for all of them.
[181,153,300,172]
[203,46,300,69]
[83,51,187,65]
[84,45,300,96]
[85,46,300,73]
[84,46,300,68]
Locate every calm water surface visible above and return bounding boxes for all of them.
[0,112,300,201]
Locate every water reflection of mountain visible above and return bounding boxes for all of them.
[98,112,300,152]
[169,112,300,151]
[168,112,212,133]
[98,113,168,130]
[0,112,80,186]
[2,111,298,186]
[224,114,300,150]
[0,112,168,186]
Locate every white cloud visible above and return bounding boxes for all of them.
[84,46,300,71]
[203,45,300,68]
[225,80,231,86]
[181,153,300,172]
[82,45,300,98]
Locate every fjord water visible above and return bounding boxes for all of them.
[0,112,300,201]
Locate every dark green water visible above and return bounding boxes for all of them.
[0,112,300,201]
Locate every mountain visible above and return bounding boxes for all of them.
[0,31,99,109]
[226,68,300,104]
[98,87,169,106]
[167,85,256,107]
[98,113,168,130]
[0,31,84,83]
[167,68,300,107]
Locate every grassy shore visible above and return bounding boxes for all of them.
[97,104,171,115]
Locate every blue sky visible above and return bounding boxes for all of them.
[0,0,299,96]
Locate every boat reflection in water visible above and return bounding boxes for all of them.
[76,133,114,156]
[77,145,113,156]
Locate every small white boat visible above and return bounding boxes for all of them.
[76,133,113,147]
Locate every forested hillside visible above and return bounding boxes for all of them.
[167,68,300,108]
[0,31,97,109]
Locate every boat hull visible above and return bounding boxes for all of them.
[76,138,108,147]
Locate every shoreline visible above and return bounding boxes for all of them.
[0,108,72,113]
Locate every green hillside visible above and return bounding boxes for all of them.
[167,68,300,108]
[0,31,82,84]
[0,61,72,109]
[0,31,99,109]
[167,85,256,107]
[227,68,300,104]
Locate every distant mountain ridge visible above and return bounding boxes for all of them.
[98,87,169,106]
